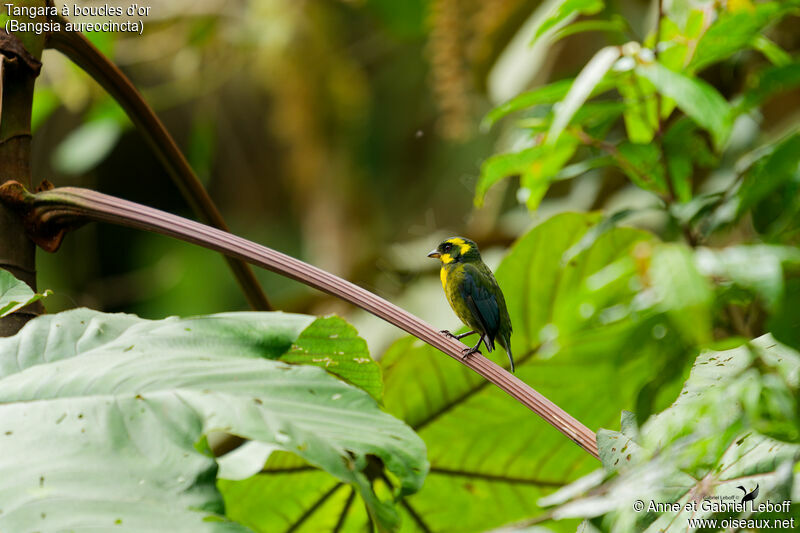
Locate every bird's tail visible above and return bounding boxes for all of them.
[498,337,515,373]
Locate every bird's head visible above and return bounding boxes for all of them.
[427,237,481,264]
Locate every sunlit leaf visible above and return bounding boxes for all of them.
[617,73,657,143]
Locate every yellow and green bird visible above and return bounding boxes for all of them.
[427,237,515,372]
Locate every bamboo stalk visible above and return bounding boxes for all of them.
[0,182,600,459]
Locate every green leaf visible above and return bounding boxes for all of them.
[615,142,668,194]
[751,35,792,66]
[475,137,578,211]
[281,315,383,402]
[649,245,713,346]
[695,245,800,312]
[636,62,732,149]
[769,279,800,352]
[31,87,61,132]
[617,72,658,144]
[552,16,627,44]
[688,2,796,73]
[737,132,800,215]
[547,47,621,144]
[662,118,717,203]
[531,0,605,45]
[0,309,426,532]
[482,79,574,129]
[0,269,51,318]
[548,335,800,531]
[52,118,123,175]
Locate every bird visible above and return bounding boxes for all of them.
[427,237,515,372]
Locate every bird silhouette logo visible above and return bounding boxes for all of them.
[737,484,759,504]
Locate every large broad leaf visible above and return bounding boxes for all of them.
[636,62,732,149]
[0,309,425,532]
[544,335,800,531]
[0,269,51,317]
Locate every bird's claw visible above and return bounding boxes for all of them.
[439,330,456,339]
[461,346,481,359]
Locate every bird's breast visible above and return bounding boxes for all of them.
[440,267,448,291]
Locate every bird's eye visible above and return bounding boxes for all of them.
[443,243,452,252]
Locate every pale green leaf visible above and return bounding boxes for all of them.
[547,47,621,144]
[549,336,800,531]
[0,310,426,532]
[0,269,51,318]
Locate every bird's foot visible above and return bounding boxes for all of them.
[439,330,457,339]
[461,346,481,359]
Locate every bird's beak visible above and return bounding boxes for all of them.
[427,249,441,259]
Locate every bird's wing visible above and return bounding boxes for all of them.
[460,264,501,344]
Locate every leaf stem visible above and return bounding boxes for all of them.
[45,19,272,312]
[0,182,600,460]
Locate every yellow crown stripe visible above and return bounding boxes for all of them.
[446,238,471,255]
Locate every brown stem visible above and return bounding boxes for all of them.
[0,182,600,460]
[0,13,47,335]
[45,18,271,312]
